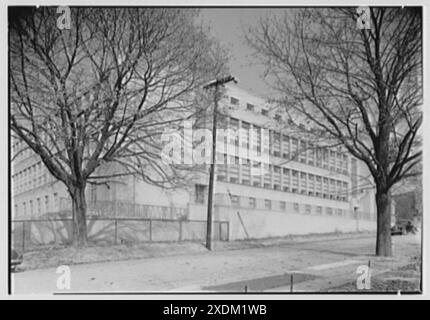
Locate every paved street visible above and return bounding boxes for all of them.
[12,233,421,294]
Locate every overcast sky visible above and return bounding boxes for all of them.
[199,8,282,98]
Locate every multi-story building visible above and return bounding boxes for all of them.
[11,84,377,240]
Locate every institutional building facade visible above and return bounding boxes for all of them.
[11,84,377,240]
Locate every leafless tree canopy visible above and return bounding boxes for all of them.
[10,7,227,187]
[10,7,227,245]
[247,7,421,191]
[246,7,422,256]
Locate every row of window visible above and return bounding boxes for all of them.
[216,155,350,202]
[12,161,50,194]
[12,140,33,162]
[14,193,58,217]
[216,116,349,175]
[228,195,349,217]
[229,96,278,120]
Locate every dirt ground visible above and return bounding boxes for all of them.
[12,232,421,294]
[17,231,374,271]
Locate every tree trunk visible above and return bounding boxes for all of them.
[70,186,88,247]
[375,190,392,256]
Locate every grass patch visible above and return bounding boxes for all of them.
[18,241,209,271]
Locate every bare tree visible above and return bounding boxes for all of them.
[10,7,227,246]
[246,7,422,256]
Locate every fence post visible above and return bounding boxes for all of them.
[149,220,152,242]
[219,222,222,241]
[22,221,25,253]
[114,219,118,245]
[178,220,183,242]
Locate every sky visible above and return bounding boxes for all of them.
[199,8,282,98]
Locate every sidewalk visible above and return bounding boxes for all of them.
[18,230,375,272]
[13,233,421,294]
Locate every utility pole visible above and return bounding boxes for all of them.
[203,75,237,251]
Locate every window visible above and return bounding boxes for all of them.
[217,153,227,181]
[241,122,250,148]
[336,208,343,216]
[322,149,329,169]
[261,109,268,116]
[292,170,299,193]
[230,97,239,105]
[241,158,251,185]
[231,195,240,207]
[342,154,349,174]
[305,204,311,215]
[262,130,269,154]
[249,197,256,208]
[300,172,307,194]
[299,140,307,163]
[282,168,290,191]
[273,166,281,189]
[252,160,261,173]
[265,199,272,210]
[291,138,298,161]
[273,132,281,157]
[342,182,348,201]
[229,155,239,183]
[217,175,225,182]
[251,125,262,153]
[293,203,300,213]
[351,158,358,196]
[336,152,342,173]
[326,207,333,215]
[246,103,255,111]
[280,201,286,211]
[330,150,336,170]
[316,175,322,197]
[308,174,315,196]
[316,147,323,167]
[282,135,290,159]
[195,184,206,204]
[323,177,329,198]
[330,179,336,199]
[37,198,41,215]
[263,163,271,188]
[336,180,342,200]
[230,117,239,130]
[308,144,315,166]
[316,206,323,215]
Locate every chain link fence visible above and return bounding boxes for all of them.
[11,217,229,252]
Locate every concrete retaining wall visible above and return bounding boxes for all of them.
[189,204,376,241]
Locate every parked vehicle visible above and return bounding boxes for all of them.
[391,219,417,236]
[11,249,23,272]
